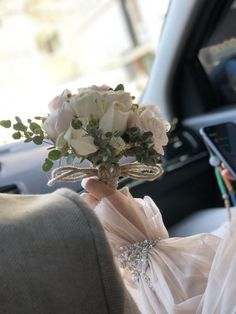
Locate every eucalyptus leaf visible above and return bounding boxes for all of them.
[42,158,53,172]
[47,146,56,150]
[142,131,153,140]
[0,120,11,128]
[13,123,27,132]
[48,149,62,160]
[15,116,22,123]
[32,136,43,145]
[114,84,124,91]
[12,132,21,139]
[30,122,41,133]
[105,132,112,138]
[24,131,33,138]
[24,138,33,143]
[71,119,82,129]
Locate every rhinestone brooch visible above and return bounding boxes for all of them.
[117,239,158,289]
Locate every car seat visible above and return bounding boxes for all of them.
[169,207,235,237]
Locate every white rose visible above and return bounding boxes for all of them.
[69,86,133,120]
[69,90,104,118]
[136,105,170,155]
[99,101,131,134]
[127,105,140,128]
[56,132,68,151]
[43,90,75,140]
[64,125,98,156]
[84,85,112,92]
[102,90,133,110]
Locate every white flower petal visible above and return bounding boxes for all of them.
[64,127,98,156]
[70,138,98,156]
[99,102,130,134]
[43,113,58,140]
[70,92,104,118]
[56,132,67,150]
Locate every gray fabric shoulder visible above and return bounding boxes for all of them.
[0,187,139,313]
[52,188,87,207]
[52,187,140,314]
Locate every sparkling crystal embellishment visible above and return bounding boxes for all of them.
[117,239,158,289]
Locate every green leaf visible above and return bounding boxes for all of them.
[12,132,21,139]
[47,146,56,150]
[87,118,99,128]
[0,120,11,128]
[105,132,112,138]
[142,131,153,140]
[24,131,33,138]
[71,118,82,129]
[42,158,53,172]
[48,149,62,160]
[30,122,42,133]
[32,136,43,145]
[130,127,140,135]
[114,84,124,91]
[24,138,33,143]
[15,116,22,123]
[13,123,27,132]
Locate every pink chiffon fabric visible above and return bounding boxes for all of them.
[94,189,236,314]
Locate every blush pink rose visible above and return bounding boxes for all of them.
[48,89,71,112]
[43,90,75,140]
[135,105,170,155]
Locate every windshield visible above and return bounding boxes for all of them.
[0,0,170,145]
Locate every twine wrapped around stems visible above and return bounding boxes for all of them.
[47,162,163,190]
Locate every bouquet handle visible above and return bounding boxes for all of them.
[47,162,163,190]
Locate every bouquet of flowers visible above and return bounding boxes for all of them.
[0,84,169,189]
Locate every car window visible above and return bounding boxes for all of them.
[198,0,236,107]
[0,0,170,145]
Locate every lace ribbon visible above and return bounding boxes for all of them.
[117,239,160,289]
[47,162,163,189]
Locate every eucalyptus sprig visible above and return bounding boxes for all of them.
[0,116,46,144]
[123,127,161,166]
[81,118,123,170]
[0,116,63,172]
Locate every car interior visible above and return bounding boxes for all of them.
[0,0,236,235]
[129,0,236,236]
[1,0,236,312]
